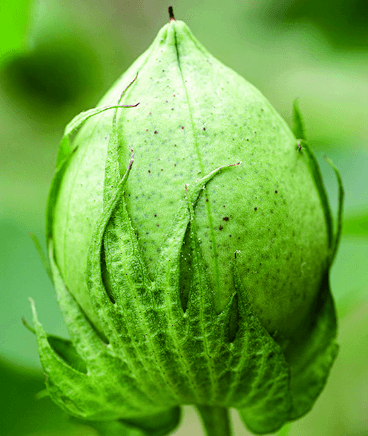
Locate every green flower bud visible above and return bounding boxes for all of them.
[31,9,343,436]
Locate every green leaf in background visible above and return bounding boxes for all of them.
[0,0,108,113]
[0,358,98,436]
[343,211,368,237]
[1,34,104,110]
[0,0,33,61]
[262,0,368,49]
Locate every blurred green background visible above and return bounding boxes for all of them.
[1,0,367,435]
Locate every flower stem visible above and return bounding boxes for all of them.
[196,406,233,436]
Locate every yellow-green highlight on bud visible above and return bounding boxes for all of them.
[29,7,343,436]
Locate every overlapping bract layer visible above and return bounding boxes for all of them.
[32,98,340,435]
[30,17,345,436]
[52,20,332,339]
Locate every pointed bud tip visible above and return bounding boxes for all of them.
[168,6,176,22]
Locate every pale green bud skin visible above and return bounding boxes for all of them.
[31,18,343,435]
[53,20,329,338]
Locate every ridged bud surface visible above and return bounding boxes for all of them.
[53,21,328,337]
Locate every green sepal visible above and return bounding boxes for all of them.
[44,125,338,433]
[233,260,292,434]
[31,246,180,434]
[22,316,86,373]
[48,239,165,420]
[292,99,306,141]
[119,407,181,436]
[63,103,138,147]
[30,298,92,417]
[46,86,139,244]
[292,101,334,257]
[84,407,181,436]
[289,104,340,420]
[324,155,344,264]
[35,147,339,434]
[46,334,88,374]
[302,140,334,253]
[86,148,293,433]
[284,273,338,420]
[29,232,53,283]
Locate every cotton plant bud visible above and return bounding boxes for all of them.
[31,8,343,436]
